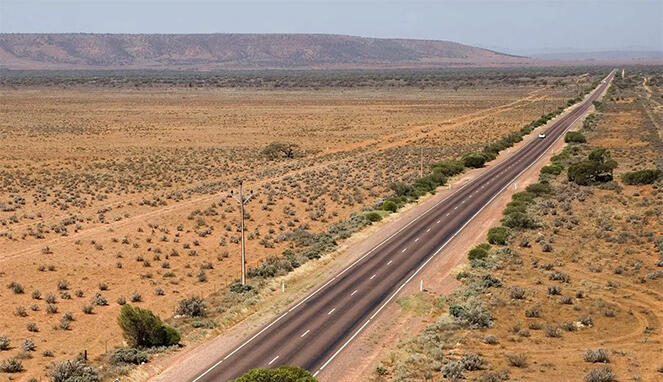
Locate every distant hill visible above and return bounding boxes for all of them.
[0,33,529,70]
[532,50,663,62]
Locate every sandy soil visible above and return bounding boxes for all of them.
[147,89,592,382]
[0,78,590,380]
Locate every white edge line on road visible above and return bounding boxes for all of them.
[190,74,612,382]
[190,311,290,381]
[268,356,279,365]
[313,77,608,377]
[300,329,310,338]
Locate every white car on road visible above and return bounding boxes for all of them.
[538,133,546,139]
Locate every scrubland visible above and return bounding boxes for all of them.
[0,68,598,380]
[373,68,663,382]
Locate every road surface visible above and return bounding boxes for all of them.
[188,70,615,382]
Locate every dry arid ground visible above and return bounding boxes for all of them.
[0,69,598,380]
[370,68,663,382]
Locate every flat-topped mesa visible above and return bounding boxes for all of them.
[0,33,528,70]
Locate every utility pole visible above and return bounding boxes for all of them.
[228,180,254,285]
[419,146,424,178]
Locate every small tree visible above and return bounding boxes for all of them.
[117,305,180,348]
[564,131,587,143]
[262,142,300,160]
[462,152,487,168]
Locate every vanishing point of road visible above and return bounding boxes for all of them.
[186,70,615,382]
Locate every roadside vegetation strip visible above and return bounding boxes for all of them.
[372,79,656,382]
[241,87,598,290]
[62,82,600,375]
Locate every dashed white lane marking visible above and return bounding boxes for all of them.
[268,356,279,365]
[351,289,358,296]
[454,206,458,210]
[370,274,376,280]
[401,248,407,253]
[414,237,420,242]
[301,330,310,338]
[387,260,393,265]
[328,308,336,315]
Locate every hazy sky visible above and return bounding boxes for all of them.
[1,0,661,54]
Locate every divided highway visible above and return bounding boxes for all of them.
[189,71,615,382]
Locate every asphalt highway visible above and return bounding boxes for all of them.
[190,70,615,382]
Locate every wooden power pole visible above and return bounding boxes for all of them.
[229,180,254,285]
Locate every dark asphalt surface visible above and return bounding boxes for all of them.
[190,71,615,382]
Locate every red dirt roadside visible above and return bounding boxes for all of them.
[318,107,596,382]
[146,101,596,382]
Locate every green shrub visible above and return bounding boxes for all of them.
[621,169,662,185]
[110,348,149,365]
[583,349,610,363]
[117,305,180,348]
[175,296,206,317]
[525,182,552,196]
[365,211,382,223]
[430,169,448,186]
[388,182,415,197]
[487,226,510,245]
[0,358,22,373]
[462,152,487,168]
[565,131,587,143]
[49,359,100,382]
[261,142,300,160]
[584,366,616,382]
[431,160,465,176]
[503,200,528,215]
[229,283,255,294]
[511,191,537,203]
[248,256,294,279]
[540,164,563,176]
[568,159,616,185]
[468,245,490,261]
[382,200,398,213]
[231,366,316,382]
[501,212,539,230]
[0,336,10,350]
[449,297,493,329]
[481,274,503,288]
